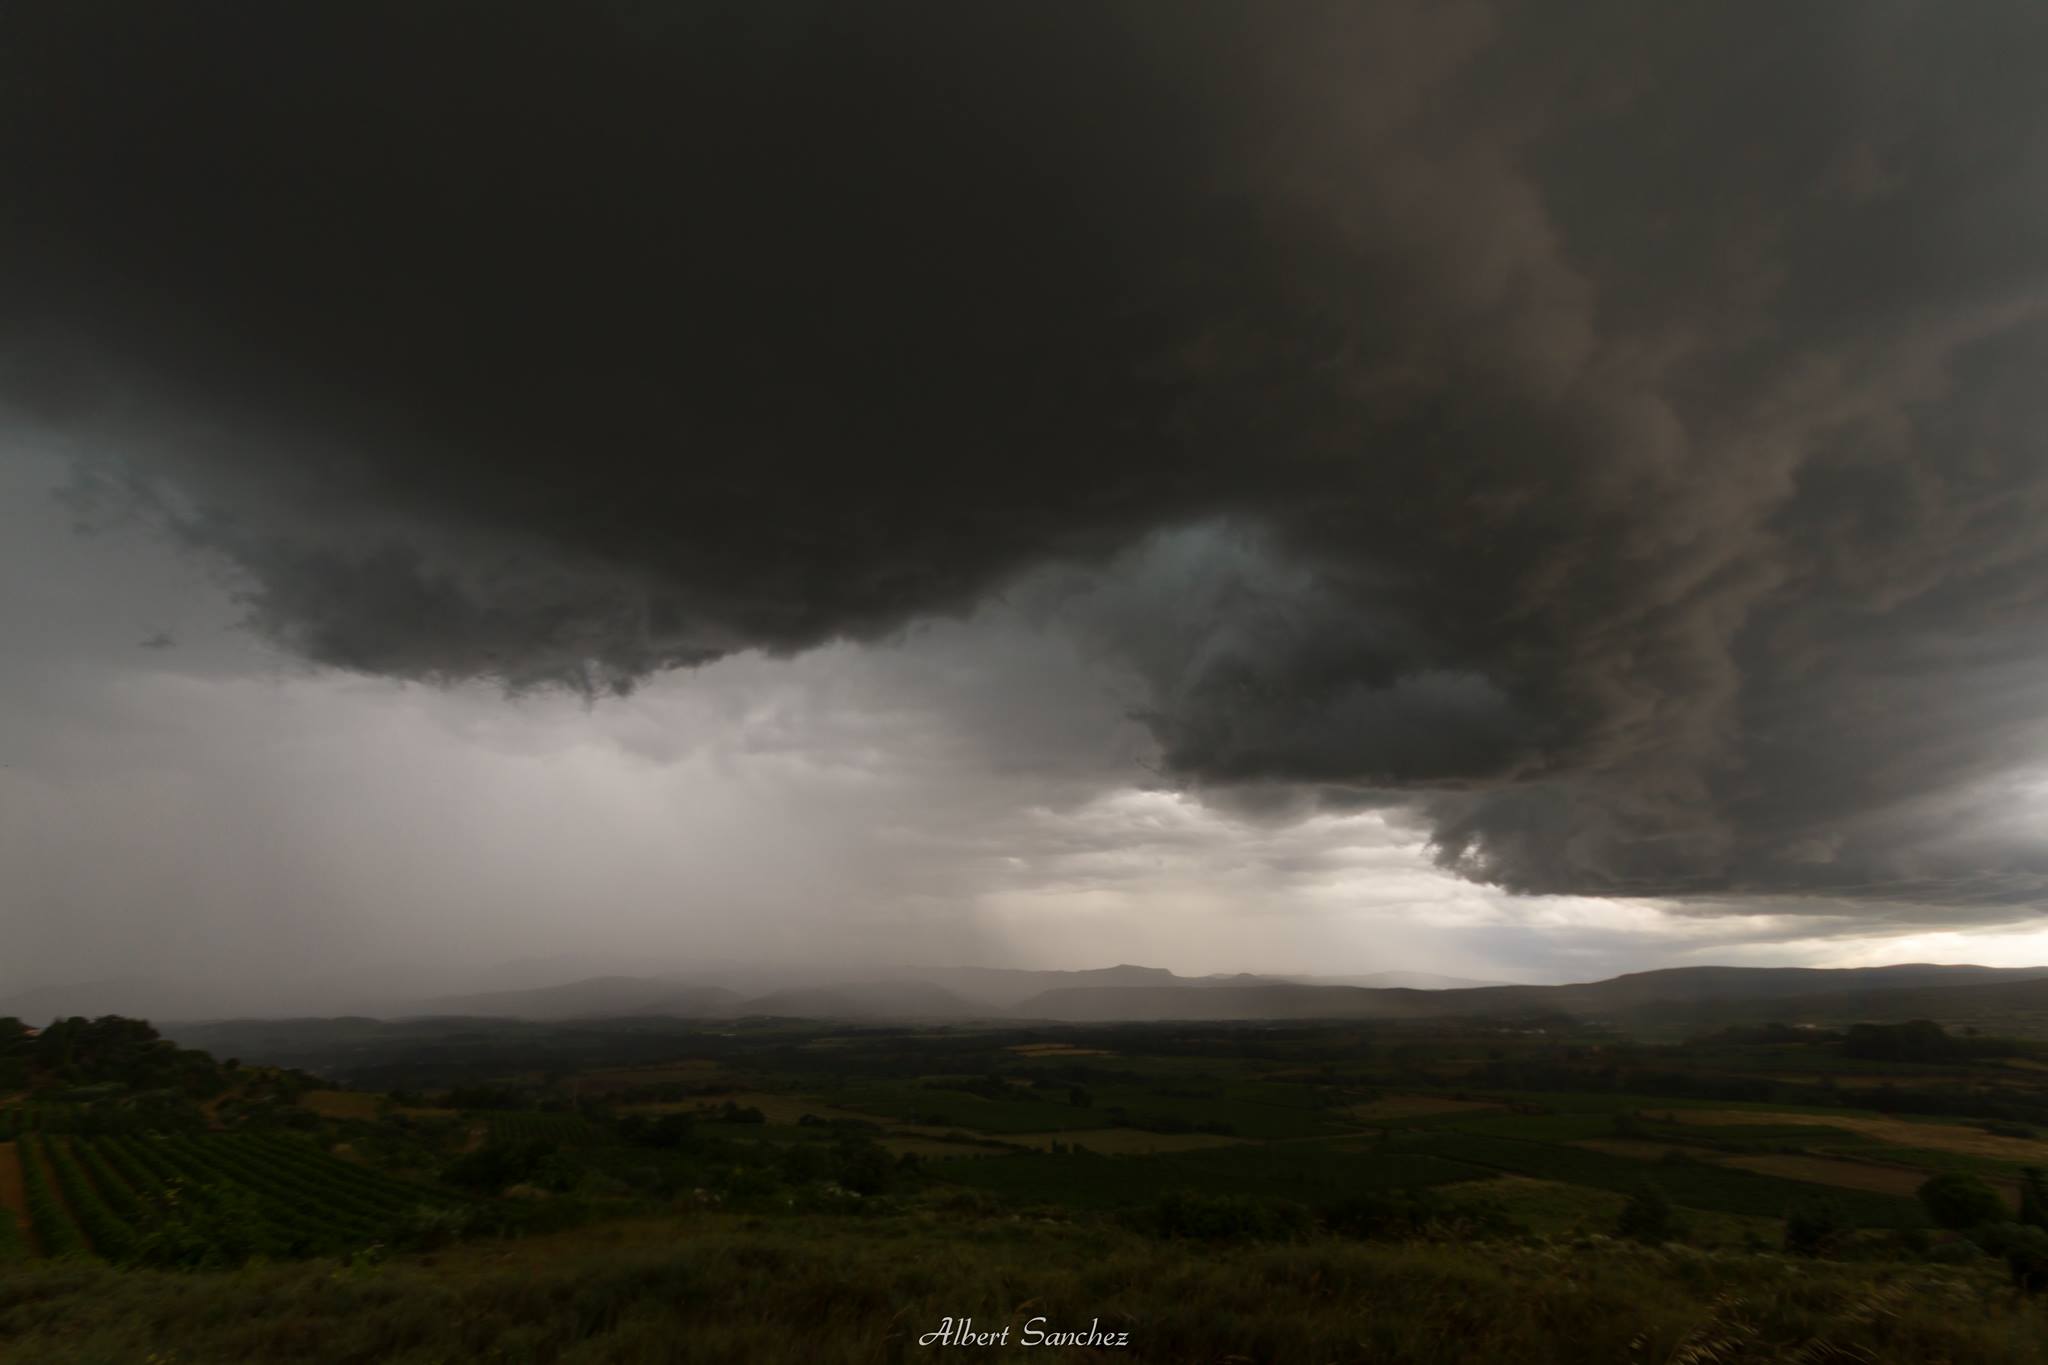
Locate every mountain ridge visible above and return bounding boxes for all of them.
[14,962,2048,1029]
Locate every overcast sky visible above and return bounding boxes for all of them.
[7,3,2048,1011]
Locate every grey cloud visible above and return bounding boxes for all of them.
[9,3,2048,915]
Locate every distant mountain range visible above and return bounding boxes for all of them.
[998,963,2048,1030]
[13,962,2048,1032]
[1265,971,1505,991]
[397,964,1187,1022]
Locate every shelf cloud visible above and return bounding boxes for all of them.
[9,2,2048,916]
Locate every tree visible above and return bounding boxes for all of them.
[441,1138,560,1194]
[1616,1183,1675,1244]
[1917,1173,2008,1231]
[1842,1019,1959,1063]
[1974,1222,2048,1294]
[831,1136,896,1196]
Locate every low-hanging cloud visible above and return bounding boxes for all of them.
[9,1,2048,914]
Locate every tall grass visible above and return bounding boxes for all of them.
[1,1212,2044,1364]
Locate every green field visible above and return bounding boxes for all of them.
[3,1131,465,1265]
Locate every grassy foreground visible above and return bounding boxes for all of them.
[2,1212,2044,1365]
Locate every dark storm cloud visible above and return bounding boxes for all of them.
[9,1,2048,911]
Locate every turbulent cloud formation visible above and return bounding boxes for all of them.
[9,2,2048,911]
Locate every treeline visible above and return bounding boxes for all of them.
[0,1016,231,1098]
[5,1130,483,1268]
[1839,1019,2036,1063]
[439,1107,912,1204]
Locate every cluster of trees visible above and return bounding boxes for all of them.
[442,1105,916,1206]
[441,1137,584,1194]
[0,1015,234,1099]
[1836,1020,2031,1063]
[920,1074,1019,1102]
[1701,1023,1840,1046]
[1915,1170,2048,1291]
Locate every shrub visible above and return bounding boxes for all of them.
[1617,1183,1676,1245]
[1321,1189,1463,1240]
[131,1185,273,1269]
[829,1138,897,1197]
[1917,1174,2008,1231]
[1974,1222,2048,1294]
[1145,1192,1310,1243]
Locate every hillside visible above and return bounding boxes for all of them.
[25,963,2048,1034]
[1013,964,2048,1027]
[1276,971,1507,990]
[1627,972,2048,1034]
[14,1011,2048,1362]
[6,1213,2045,1365]
[0,1015,233,1097]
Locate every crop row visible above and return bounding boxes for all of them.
[17,1134,90,1257]
[0,1104,86,1138]
[40,1133,138,1258]
[5,1132,469,1262]
[0,1201,25,1261]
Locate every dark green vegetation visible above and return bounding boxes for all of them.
[11,1010,2048,1360]
[0,1017,482,1267]
[6,1215,2048,1365]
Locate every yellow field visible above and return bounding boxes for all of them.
[1661,1109,2048,1163]
[300,1090,382,1120]
[1568,1138,1697,1162]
